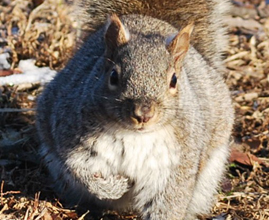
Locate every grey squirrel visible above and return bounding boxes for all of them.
[36,1,234,219]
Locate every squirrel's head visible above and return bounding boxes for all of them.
[97,14,193,132]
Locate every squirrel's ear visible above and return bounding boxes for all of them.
[166,22,194,66]
[105,14,130,51]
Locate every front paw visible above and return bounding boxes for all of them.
[90,173,131,200]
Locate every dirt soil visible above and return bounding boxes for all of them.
[0,0,269,219]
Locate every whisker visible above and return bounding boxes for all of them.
[104,57,116,65]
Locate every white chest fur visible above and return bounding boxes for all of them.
[66,126,180,203]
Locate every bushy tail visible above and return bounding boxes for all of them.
[75,0,230,71]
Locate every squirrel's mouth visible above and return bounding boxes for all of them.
[124,118,159,133]
[134,124,148,132]
[138,126,145,131]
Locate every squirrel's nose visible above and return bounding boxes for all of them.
[132,102,155,124]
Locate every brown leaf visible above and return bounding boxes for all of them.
[229,148,263,166]
[0,70,13,76]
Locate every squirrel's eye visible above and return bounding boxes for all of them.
[109,68,119,86]
[169,73,177,88]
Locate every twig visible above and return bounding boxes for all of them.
[1,181,3,206]
[0,180,21,199]
[78,210,90,220]
[1,191,21,196]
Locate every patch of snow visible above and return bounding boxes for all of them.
[212,213,227,220]
[0,59,57,86]
[0,53,11,69]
